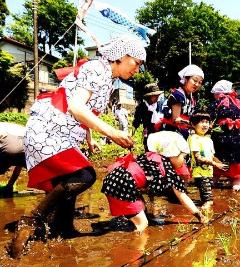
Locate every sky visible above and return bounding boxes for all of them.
[5,0,146,47]
[5,0,240,49]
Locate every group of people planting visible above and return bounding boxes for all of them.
[1,34,239,259]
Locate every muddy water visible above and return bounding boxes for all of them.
[0,165,240,266]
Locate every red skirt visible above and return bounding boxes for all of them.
[107,196,145,216]
[28,148,92,192]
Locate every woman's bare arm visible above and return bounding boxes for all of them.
[68,88,133,148]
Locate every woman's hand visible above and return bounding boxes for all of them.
[87,139,101,153]
[199,212,209,224]
[109,129,134,148]
[194,211,209,224]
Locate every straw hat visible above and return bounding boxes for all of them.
[144,83,164,96]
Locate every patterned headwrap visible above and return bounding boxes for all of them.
[98,34,146,61]
[211,80,233,94]
[178,64,204,84]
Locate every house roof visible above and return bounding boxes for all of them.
[0,36,59,62]
[84,45,98,51]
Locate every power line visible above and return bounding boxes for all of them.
[0,22,75,106]
[1,6,138,104]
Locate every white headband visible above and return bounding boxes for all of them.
[178,64,204,84]
[98,34,146,61]
[211,80,233,94]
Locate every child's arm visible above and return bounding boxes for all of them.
[173,188,208,224]
[212,156,229,171]
[193,151,228,170]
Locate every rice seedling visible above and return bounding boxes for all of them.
[228,198,240,212]
[201,207,214,222]
[176,222,190,233]
[229,218,239,238]
[192,248,217,267]
[217,233,232,256]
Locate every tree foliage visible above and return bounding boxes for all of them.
[7,0,83,56]
[0,0,9,26]
[7,13,33,47]
[136,0,240,91]
[0,50,29,112]
[0,0,9,35]
[52,48,87,70]
[132,70,156,101]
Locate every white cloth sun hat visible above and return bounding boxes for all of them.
[147,131,190,157]
[98,34,146,62]
[178,64,204,84]
[211,80,233,94]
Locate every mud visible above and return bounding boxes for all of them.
[0,164,240,266]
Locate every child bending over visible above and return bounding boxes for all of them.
[188,113,229,210]
[101,131,208,232]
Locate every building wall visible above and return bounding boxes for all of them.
[0,42,33,63]
[1,38,59,112]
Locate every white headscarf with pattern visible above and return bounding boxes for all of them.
[211,80,233,94]
[178,64,204,84]
[98,34,146,61]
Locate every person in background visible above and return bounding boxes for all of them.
[101,131,208,232]
[0,122,26,197]
[132,83,164,151]
[208,80,240,191]
[8,34,146,259]
[188,113,229,210]
[160,64,204,139]
[114,103,129,133]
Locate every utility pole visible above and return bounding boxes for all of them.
[189,42,192,65]
[33,0,39,99]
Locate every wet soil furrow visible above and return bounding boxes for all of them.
[123,209,231,266]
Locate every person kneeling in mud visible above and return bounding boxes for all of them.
[101,131,208,232]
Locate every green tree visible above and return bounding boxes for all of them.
[0,50,29,112]
[0,0,9,36]
[132,71,156,101]
[52,48,87,70]
[136,0,240,91]
[7,0,83,56]
[7,13,33,46]
[0,0,9,26]
[204,17,240,86]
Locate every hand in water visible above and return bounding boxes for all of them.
[215,162,229,171]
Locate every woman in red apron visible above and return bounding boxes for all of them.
[9,34,146,258]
